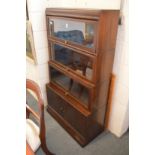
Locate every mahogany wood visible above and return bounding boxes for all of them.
[105,74,116,129]
[45,8,119,146]
[46,85,103,147]
[47,83,91,116]
[26,79,54,155]
[48,61,95,88]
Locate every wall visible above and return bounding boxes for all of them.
[46,0,121,9]
[26,0,128,137]
[108,0,129,137]
[27,0,49,104]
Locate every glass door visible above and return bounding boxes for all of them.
[49,66,91,108]
[48,17,97,52]
[50,43,94,81]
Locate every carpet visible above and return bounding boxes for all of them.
[27,90,129,155]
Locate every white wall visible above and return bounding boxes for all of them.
[108,0,129,137]
[27,0,49,104]
[46,0,121,9]
[26,0,128,137]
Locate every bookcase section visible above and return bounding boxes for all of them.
[46,8,119,146]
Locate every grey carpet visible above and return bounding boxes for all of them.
[27,91,129,155]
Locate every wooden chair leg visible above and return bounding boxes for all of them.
[41,143,55,155]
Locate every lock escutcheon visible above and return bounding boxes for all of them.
[60,106,65,114]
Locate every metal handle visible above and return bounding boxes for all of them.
[65,92,69,96]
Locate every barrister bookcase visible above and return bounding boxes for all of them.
[45,8,119,146]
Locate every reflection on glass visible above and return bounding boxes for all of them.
[51,43,93,80]
[49,18,95,49]
[50,67,89,106]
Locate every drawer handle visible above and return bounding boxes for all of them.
[60,106,65,113]
[64,40,68,44]
[60,107,64,111]
[65,92,69,96]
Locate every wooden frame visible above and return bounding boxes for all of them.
[26,21,37,64]
[26,0,37,64]
[26,79,54,155]
[26,0,29,20]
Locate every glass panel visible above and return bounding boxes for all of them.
[51,43,93,80]
[50,67,89,107]
[49,18,95,49]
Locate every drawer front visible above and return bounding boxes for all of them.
[46,85,88,136]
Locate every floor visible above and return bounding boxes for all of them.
[27,91,129,155]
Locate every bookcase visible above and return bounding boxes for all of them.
[45,8,119,146]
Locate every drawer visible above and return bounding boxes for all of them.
[46,84,88,137]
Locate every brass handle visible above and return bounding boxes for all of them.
[65,92,68,95]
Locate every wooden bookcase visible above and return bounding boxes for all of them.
[45,8,119,146]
